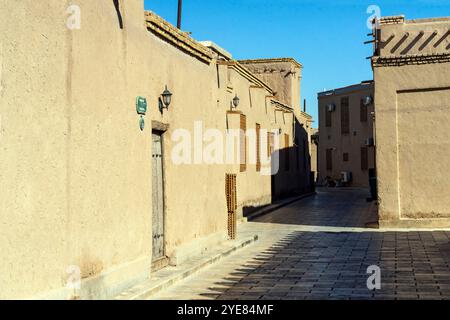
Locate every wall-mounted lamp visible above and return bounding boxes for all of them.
[232,94,240,109]
[161,86,173,110]
[362,95,373,106]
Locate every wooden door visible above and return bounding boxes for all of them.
[152,132,165,262]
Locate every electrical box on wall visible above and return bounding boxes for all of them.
[365,138,375,147]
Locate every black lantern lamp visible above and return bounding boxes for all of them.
[232,94,240,109]
[161,85,173,109]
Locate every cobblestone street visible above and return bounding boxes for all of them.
[151,188,450,300]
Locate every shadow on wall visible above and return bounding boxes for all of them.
[271,147,312,202]
[272,118,313,201]
[194,230,450,300]
[242,119,314,217]
[242,204,272,218]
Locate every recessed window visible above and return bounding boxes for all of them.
[343,153,349,162]
[267,132,275,157]
[326,148,333,171]
[325,105,332,127]
[284,134,290,171]
[361,147,369,171]
[360,98,368,122]
[240,114,246,172]
[341,97,350,134]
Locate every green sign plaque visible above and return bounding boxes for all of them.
[136,96,147,115]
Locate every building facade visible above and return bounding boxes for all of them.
[371,15,450,228]
[0,1,313,299]
[240,58,315,197]
[310,128,318,181]
[317,82,375,187]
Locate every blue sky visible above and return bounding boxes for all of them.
[144,0,450,127]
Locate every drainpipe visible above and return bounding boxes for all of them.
[177,0,183,29]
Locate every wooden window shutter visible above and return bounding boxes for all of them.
[267,132,275,157]
[361,147,369,171]
[325,106,332,127]
[326,148,333,171]
[343,153,349,162]
[360,99,368,122]
[256,124,261,172]
[240,114,247,172]
[341,97,350,134]
[284,134,290,171]
[303,138,307,170]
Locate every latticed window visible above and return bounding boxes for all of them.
[225,174,237,240]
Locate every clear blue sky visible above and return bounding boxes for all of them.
[144,0,450,127]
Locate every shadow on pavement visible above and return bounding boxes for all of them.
[198,230,450,300]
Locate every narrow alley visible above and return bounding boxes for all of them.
[151,189,450,300]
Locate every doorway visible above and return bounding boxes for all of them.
[152,131,166,268]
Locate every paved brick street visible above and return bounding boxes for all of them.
[151,189,450,300]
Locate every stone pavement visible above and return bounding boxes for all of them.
[150,188,450,300]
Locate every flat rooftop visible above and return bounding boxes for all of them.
[318,81,374,98]
[239,58,302,68]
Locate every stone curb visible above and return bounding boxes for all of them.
[246,192,316,221]
[115,234,258,300]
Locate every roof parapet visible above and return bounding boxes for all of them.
[405,17,450,24]
[378,15,405,25]
[372,15,450,67]
[377,14,450,26]
[218,60,275,95]
[270,99,294,113]
[239,58,302,69]
[318,81,374,98]
[199,41,232,60]
[372,53,450,67]
[145,11,213,64]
